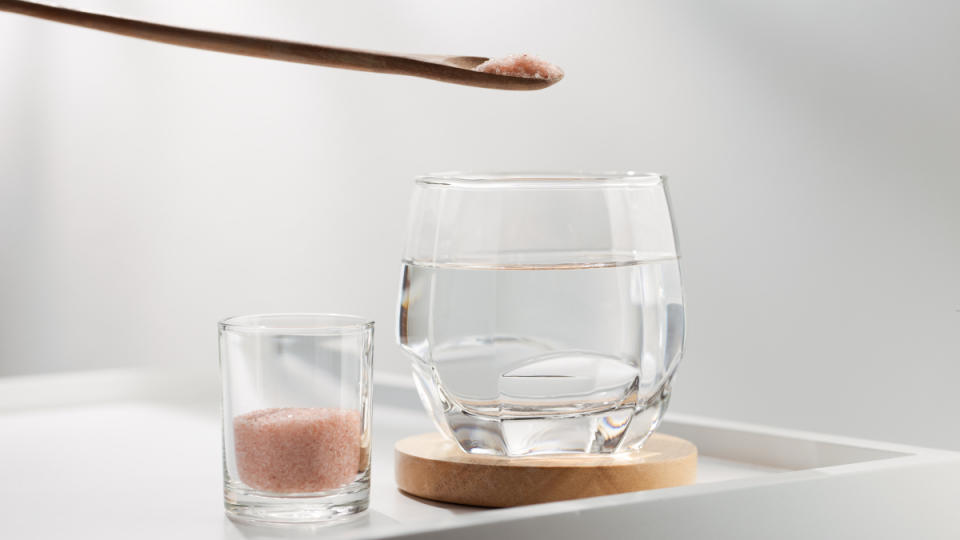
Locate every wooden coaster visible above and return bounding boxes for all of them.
[395,432,696,507]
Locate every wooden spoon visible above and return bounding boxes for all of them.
[0,0,562,91]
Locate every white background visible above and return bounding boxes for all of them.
[1,1,958,450]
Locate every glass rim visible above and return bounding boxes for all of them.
[415,171,664,188]
[218,313,374,334]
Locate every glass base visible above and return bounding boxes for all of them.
[420,374,674,457]
[224,477,369,524]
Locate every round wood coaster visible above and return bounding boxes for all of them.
[395,432,696,507]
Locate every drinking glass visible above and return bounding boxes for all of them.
[219,314,373,523]
[397,172,684,457]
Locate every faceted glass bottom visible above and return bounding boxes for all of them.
[414,365,674,457]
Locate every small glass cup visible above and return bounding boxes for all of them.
[219,313,373,524]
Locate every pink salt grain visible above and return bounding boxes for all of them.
[234,407,362,493]
[474,53,564,80]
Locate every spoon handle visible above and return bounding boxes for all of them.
[0,0,411,71]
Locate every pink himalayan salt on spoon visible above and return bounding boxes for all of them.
[475,53,564,81]
[234,407,362,493]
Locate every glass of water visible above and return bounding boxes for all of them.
[220,314,373,523]
[397,172,684,457]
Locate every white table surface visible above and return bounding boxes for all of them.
[2,369,958,539]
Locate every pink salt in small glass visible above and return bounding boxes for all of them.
[219,314,373,524]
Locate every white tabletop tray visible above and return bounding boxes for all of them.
[1,369,958,539]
